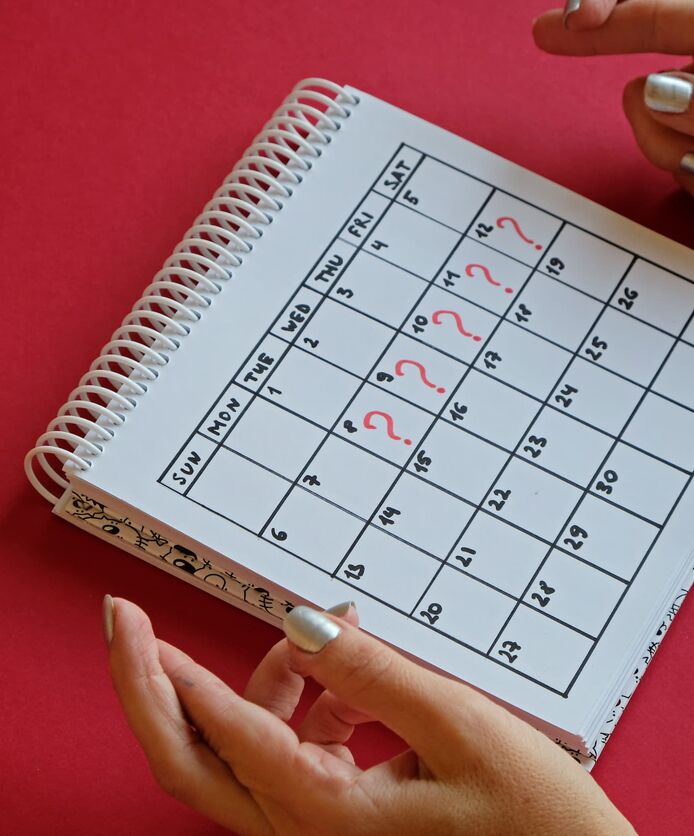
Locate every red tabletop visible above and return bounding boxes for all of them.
[2,1,693,833]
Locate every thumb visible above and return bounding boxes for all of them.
[283,606,501,774]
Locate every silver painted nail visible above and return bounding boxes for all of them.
[326,601,354,617]
[681,153,694,175]
[645,74,693,114]
[563,0,581,29]
[103,594,114,645]
[284,606,341,652]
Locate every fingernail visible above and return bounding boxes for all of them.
[284,605,341,653]
[563,0,581,30]
[681,153,694,174]
[645,73,693,114]
[326,600,355,617]
[103,594,114,645]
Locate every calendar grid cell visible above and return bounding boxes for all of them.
[160,143,694,695]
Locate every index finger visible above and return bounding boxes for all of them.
[534,1,694,56]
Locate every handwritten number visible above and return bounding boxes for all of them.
[498,640,521,664]
[488,488,511,511]
[585,335,607,362]
[419,602,443,624]
[595,469,618,495]
[555,383,578,408]
[303,337,319,349]
[563,524,588,550]
[271,528,287,542]
[475,222,494,240]
[523,434,547,459]
[544,257,565,277]
[617,287,638,310]
[343,563,365,581]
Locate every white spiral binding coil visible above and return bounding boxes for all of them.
[25,78,359,503]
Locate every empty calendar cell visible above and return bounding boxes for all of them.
[490,605,593,691]
[550,357,643,435]
[264,489,364,573]
[485,458,582,541]
[224,398,323,480]
[373,147,423,198]
[610,260,694,335]
[338,384,432,466]
[415,567,516,651]
[623,392,694,471]
[376,473,474,559]
[408,285,498,362]
[509,272,602,351]
[261,346,360,429]
[394,156,493,233]
[538,226,631,300]
[518,407,613,487]
[474,321,570,400]
[370,334,466,412]
[270,285,321,342]
[299,298,393,377]
[187,448,288,532]
[523,550,626,637]
[416,419,508,503]
[198,383,253,444]
[362,201,460,279]
[340,527,439,612]
[439,236,532,315]
[329,251,426,327]
[559,494,658,580]
[301,435,398,519]
[449,370,539,449]
[653,342,694,410]
[580,307,674,386]
[591,443,688,524]
[471,192,561,266]
[449,513,547,598]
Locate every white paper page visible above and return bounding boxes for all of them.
[75,86,694,737]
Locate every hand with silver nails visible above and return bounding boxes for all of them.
[534,0,694,195]
[103,595,634,835]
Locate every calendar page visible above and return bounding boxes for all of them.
[76,87,694,737]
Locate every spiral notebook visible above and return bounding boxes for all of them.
[26,78,694,768]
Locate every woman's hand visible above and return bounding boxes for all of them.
[104,596,634,835]
[534,0,694,196]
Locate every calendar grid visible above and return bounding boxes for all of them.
[562,306,694,693]
[160,143,694,695]
[327,199,535,581]
[410,254,639,665]
[487,302,694,685]
[482,256,638,660]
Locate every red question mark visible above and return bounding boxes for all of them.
[363,410,412,445]
[465,263,513,294]
[496,216,543,251]
[432,310,482,341]
[395,359,446,393]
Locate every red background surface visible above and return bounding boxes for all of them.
[2,1,693,833]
